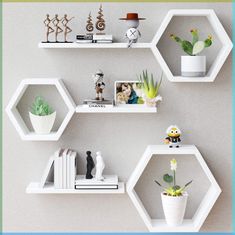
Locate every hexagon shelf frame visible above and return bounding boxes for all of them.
[127,145,221,232]
[6,78,76,141]
[151,9,233,82]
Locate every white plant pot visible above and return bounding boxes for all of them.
[161,192,188,226]
[181,56,206,77]
[29,111,56,134]
[143,95,162,107]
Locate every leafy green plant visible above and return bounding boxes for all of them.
[30,96,54,116]
[154,159,192,196]
[170,29,212,56]
[138,70,162,99]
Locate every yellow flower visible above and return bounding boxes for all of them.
[170,158,177,171]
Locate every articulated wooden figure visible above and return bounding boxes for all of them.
[43,14,54,42]
[61,14,74,42]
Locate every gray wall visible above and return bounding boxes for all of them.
[3,2,232,232]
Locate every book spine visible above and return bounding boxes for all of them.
[54,157,59,189]
[62,152,67,189]
[70,152,77,189]
[66,151,71,189]
[58,156,63,189]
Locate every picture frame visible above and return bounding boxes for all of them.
[114,81,144,106]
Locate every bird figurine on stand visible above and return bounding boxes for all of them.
[119,13,146,48]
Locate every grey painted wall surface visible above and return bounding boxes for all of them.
[3,2,232,232]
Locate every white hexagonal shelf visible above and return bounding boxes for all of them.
[6,78,76,141]
[127,145,221,232]
[150,9,233,82]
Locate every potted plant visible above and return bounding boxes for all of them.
[29,96,56,134]
[138,70,162,107]
[154,159,192,226]
[170,29,212,77]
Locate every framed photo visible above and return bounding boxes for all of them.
[114,81,144,106]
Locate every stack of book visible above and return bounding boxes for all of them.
[75,175,119,190]
[93,34,113,43]
[83,99,114,108]
[39,148,77,189]
[54,149,77,189]
[76,34,93,43]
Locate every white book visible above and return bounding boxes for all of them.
[62,149,69,189]
[40,155,55,188]
[70,151,77,189]
[75,185,118,190]
[93,34,113,40]
[54,149,63,189]
[75,175,118,186]
[58,150,63,189]
[66,150,72,189]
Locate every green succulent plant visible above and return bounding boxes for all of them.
[30,96,54,116]
[170,29,212,56]
[154,159,192,196]
[138,70,162,99]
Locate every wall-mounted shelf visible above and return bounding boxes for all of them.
[76,105,157,113]
[6,78,76,141]
[127,145,221,232]
[26,182,125,194]
[38,10,232,83]
[38,42,151,49]
[152,9,233,82]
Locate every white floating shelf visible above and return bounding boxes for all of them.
[38,42,151,49]
[76,105,157,113]
[26,182,125,194]
[127,145,221,232]
[151,219,196,232]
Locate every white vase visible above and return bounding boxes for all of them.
[143,95,162,107]
[181,55,206,77]
[161,192,188,226]
[29,111,56,134]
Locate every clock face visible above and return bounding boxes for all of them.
[126,28,139,40]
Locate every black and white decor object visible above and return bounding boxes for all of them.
[86,151,95,179]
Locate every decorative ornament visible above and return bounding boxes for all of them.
[43,14,54,42]
[96,4,105,34]
[86,12,94,34]
[61,14,74,42]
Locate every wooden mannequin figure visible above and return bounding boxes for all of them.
[86,151,95,179]
[52,14,63,42]
[43,14,54,42]
[61,14,74,42]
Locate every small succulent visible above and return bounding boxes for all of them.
[138,70,162,99]
[30,96,54,116]
[170,29,212,56]
[154,159,192,196]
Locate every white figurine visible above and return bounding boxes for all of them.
[95,151,105,181]
[119,13,145,48]
[92,70,105,101]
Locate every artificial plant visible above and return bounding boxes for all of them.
[154,159,192,196]
[30,96,54,116]
[170,29,212,56]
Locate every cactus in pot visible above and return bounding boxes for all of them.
[170,29,212,77]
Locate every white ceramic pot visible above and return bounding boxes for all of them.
[143,95,162,107]
[181,56,206,77]
[29,111,56,134]
[161,192,188,226]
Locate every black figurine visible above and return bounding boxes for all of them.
[86,151,95,179]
